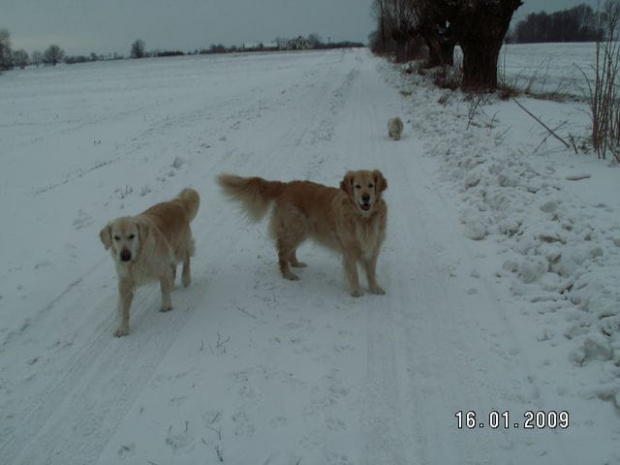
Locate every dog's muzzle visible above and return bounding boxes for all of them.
[360,195,372,211]
[120,249,132,262]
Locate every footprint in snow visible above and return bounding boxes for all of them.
[232,411,255,437]
[72,209,94,230]
[165,421,195,452]
[117,443,135,458]
[269,416,288,428]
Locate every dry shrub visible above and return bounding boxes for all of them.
[432,59,463,90]
[582,1,620,162]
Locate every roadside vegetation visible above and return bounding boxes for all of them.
[369,0,620,163]
[581,1,620,162]
[370,0,522,92]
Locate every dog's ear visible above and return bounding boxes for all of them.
[136,219,150,243]
[373,170,388,193]
[99,223,112,250]
[340,171,355,195]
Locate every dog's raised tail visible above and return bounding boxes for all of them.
[177,188,200,222]
[217,174,284,222]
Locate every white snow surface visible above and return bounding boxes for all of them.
[0,47,619,464]
[499,42,597,98]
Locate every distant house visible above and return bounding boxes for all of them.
[287,36,312,50]
[241,42,262,51]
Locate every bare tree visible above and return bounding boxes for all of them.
[371,0,389,53]
[387,0,418,62]
[372,0,419,61]
[274,37,289,50]
[371,0,454,64]
[131,39,146,59]
[12,49,29,69]
[308,33,323,48]
[31,51,43,67]
[0,28,12,70]
[370,0,519,90]
[436,0,523,91]
[413,0,455,67]
[43,44,65,66]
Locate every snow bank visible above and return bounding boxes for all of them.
[383,58,620,408]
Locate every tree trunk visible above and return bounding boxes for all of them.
[423,33,455,67]
[460,38,502,91]
[394,38,408,63]
[439,0,522,92]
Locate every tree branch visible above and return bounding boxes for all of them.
[511,97,575,152]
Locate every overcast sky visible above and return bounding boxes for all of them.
[0,0,601,57]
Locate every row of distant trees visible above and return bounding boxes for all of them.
[129,36,363,59]
[0,31,362,71]
[508,3,604,43]
[0,29,66,70]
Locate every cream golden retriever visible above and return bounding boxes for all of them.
[100,188,200,336]
[217,170,387,297]
[388,117,403,140]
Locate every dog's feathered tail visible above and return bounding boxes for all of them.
[176,188,200,222]
[217,174,284,222]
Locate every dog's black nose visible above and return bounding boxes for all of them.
[120,249,132,262]
[362,194,370,203]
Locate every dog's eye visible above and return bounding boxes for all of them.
[113,236,120,241]
[368,183,374,188]
[128,234,135,240]
[354,184,361,189]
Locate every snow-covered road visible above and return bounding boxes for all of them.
[1,48,618,464]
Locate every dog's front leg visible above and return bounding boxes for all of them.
[362,253,386,295]
[342,251,362,297]
[170,264,177,284]
[159,273,173,312]
[116,279,134,337]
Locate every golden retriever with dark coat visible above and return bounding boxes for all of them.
[217,170,387,297]
[100,188,200,336]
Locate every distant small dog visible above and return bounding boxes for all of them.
[100,188,200,336]
[388,117,403,140]
[217,170,388,297]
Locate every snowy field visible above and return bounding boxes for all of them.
[499,42,597,97]
[0,46,619,464]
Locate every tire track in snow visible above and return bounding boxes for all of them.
[357,55,504,463]
[1,51,364,465]
[3,183,281,465]
[334,52,545,464]
[347,54,408,465]
[372,64,574,463]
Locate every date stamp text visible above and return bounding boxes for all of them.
[455,410,570,430]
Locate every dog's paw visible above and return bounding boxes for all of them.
[182,275,191,287]
[369,285,386,295]
[282,271,300,281]
[114,326,129,337]
[291,261,307,268]
[160,305,173,312]
[350,289,363,298]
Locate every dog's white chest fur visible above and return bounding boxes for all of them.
[354,218,383,259]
